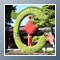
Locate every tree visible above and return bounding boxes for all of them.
[41,5,55,27]
[5,5,16,49]
[11,5,55,27]
[5,5,16,28]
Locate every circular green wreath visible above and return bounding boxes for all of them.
[13,7,47,53]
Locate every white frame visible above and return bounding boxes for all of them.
[4,4,56,56]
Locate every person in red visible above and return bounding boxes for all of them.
[44,33,55,47]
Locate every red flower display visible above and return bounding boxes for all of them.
[23,21,37,35]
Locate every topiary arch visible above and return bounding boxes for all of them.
[13,7,48,53]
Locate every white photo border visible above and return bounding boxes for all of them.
[4,4,56,56]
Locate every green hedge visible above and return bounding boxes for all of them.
[13,7,48,53]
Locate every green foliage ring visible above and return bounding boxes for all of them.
[13,7,47,53]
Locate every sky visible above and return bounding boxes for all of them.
[11,4,44,27]
[13,4,44,13]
